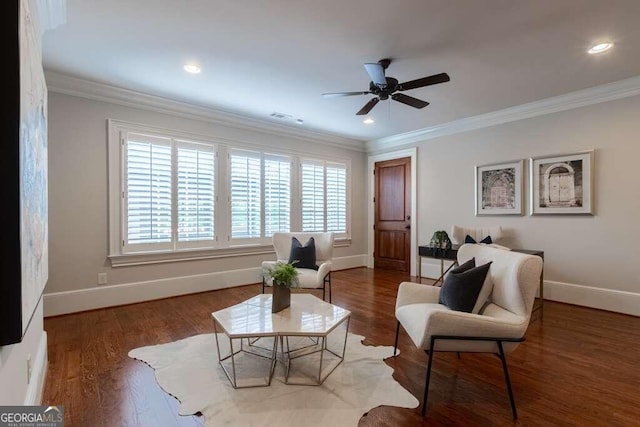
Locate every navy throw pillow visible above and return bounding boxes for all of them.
[288,237,317,270]
[465,234,493,244]
[453,257,476,273]
[439,260,492,312]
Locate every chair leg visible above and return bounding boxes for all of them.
[393,321,400,356]
[422,336,436,416]
[497,341,518,419]
[322,285,326,301]
[327,273,332,303]
[262,277,265,294]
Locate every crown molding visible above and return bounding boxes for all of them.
[367,75,640,153]
[44,71,366,152]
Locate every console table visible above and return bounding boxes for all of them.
[417,245,544,317]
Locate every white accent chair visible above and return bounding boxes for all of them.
[450,225,503,245]
[394,244,543,418]
[262,232,335,302]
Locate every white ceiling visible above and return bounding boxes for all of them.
[42,0,640,141]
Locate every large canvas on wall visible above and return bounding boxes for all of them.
[20,0,48,335]
[0,0,49,346]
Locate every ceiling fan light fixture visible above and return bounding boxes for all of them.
[183,63,201,74]
[363,117,375,124]
[587,42,614,54]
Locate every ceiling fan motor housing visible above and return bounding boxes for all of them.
[370,77,399,97]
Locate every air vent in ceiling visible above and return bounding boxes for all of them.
[270,112,292,119]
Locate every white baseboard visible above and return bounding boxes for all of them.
[419,260,639,316]
[332,254,367,271]
[419,259,456,281]
[544,280,640,316]
[44,254,367,317]
[24,331,48,405]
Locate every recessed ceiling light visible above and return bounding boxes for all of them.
[183,63,201,74]
[363,118,375,124]
[295,119,304,124]
[587,42,614,54]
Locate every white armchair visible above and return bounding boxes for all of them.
[394,244,543,418]
[262,232,335,302]
[450,225,503,245]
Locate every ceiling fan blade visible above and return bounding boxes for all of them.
[322,91,371,98]
[356,98,380,115]
[364,63,387,87]
[392,93,430,109]
[398,72,450,91]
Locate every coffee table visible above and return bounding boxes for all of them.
[211,294,351,388]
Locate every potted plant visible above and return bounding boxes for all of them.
[428,230,452,256]
[263,261,299,313]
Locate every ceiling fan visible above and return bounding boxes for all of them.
[322,58,450,115]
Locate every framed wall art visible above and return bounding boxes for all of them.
[475,160,524,216]
[529,150,594,215]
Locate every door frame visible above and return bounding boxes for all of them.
[367,148,417,275]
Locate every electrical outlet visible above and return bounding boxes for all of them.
[27,354,31,384]
[97,272,108,285]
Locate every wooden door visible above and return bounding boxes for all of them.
[374,157,411,272]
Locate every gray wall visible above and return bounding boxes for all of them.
[411,94,639,305]
[47,92,368,295]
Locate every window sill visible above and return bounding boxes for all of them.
[108,238,352,267]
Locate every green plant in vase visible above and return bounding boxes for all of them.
[263,261,299,312]
[429,230,452,255]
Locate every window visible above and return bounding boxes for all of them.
[230,150,261,240]
[125,134,173,251]
[230,150,291,242]
[122,131,216,253]
[301,160,348,236]
[326,163,347,233]
[264,154,291,237]
[177,141,215,245]
[108,120,349,263]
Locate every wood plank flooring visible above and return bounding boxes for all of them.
[42,268,640,426]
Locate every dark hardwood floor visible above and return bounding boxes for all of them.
[42,268,640,426]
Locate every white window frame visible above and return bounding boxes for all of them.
[107,119,350,266]
[228,149,293,246]
[299,158,350,239]
[109,121,220,258]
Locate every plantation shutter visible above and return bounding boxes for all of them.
[326,163,347,233]
[176,140,215,245]
[125,133,173,250]
[301,161,325,231]
[264,154,291,237]
[230,150,261,239]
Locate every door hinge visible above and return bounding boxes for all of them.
[373,197,375,203]
[373,224,376,230]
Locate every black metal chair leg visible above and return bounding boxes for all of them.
[328,274,332,303]
[457,352,461,359]
[322,285,326,301]
[262,277,265,294]
[497,341,518,419]
[393,322,400,356]
[422,337,436,416]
